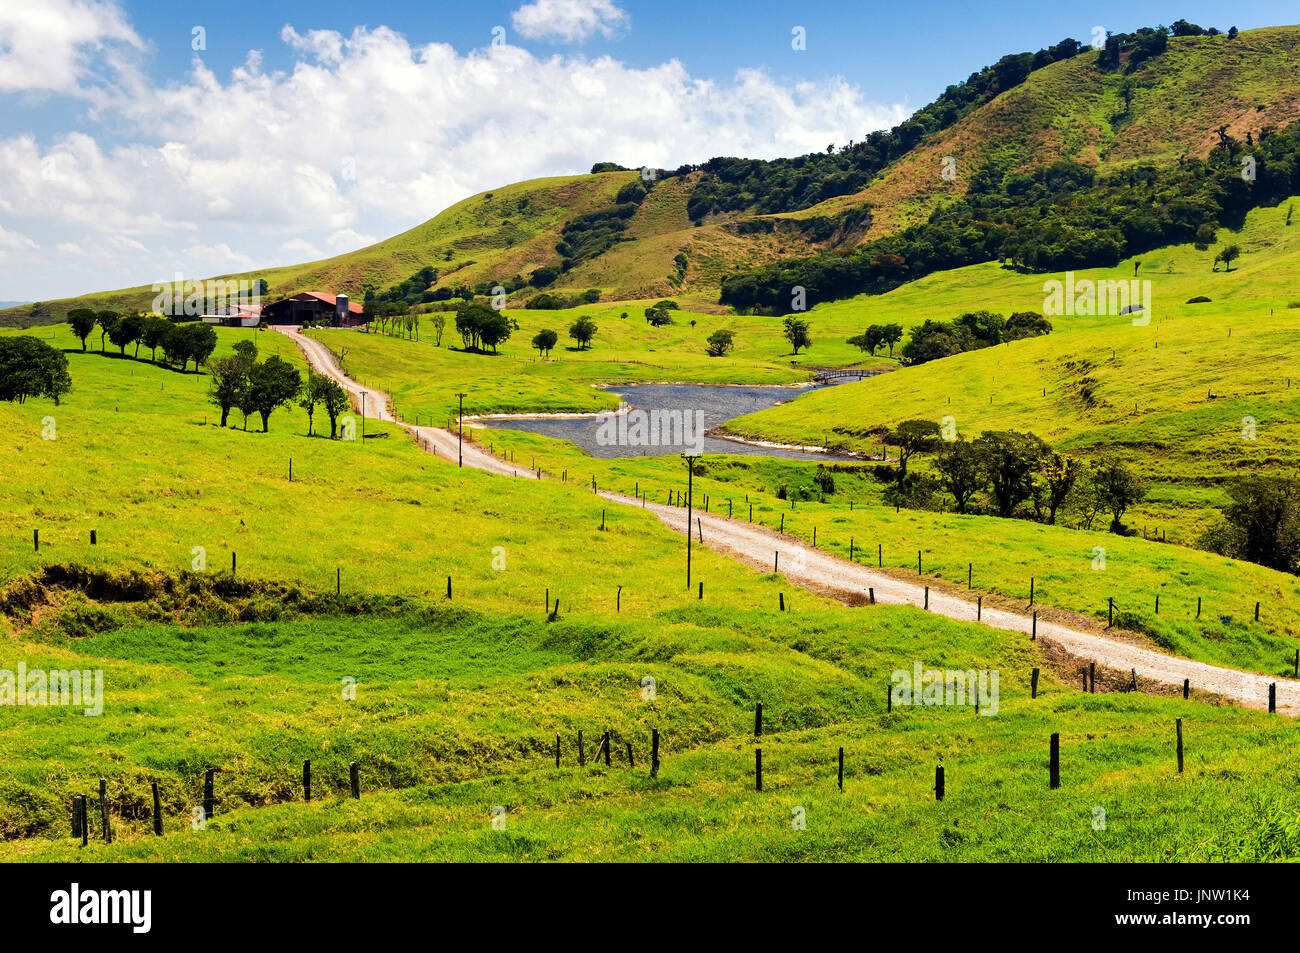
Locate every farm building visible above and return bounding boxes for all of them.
[263,292,364,327]
[200,304,263,328]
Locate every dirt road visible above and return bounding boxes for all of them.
[279,326,1297,714]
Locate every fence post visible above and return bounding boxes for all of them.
[350,761,360,798]
[935,764,944,801]
[1031,668,1040,699]
[838,747,844,792]
[99,778,111,843]
[203,769,214,821]
[1176,718,1183,774]
[754,703,763,737]
[651,728,660,777]
[755,748,762,791]
[1031,611,1037,640]
[151,781,162,835]
[1269,683,1277,714]
[578,730,585,766]
[1049,733,1060,789]
[304,760,311,802]
[1183,678,1189,700]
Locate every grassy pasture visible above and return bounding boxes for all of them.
[2,604,1298,861]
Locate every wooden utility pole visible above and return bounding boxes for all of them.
[455,392,467,466]
[683,454,700,589]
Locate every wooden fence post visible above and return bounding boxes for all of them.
[555,733,560,768]
[304,760,311,802]
[203,769,214,821]
[1089,662,1096,693]
[350,761,360,798]
[935,764,944,801]
[626,742,634,768]
[1031,611,1037,640]
[838,747,844,792]
[578,730,585,766]
[80,796,88,847]
[755,748,762,791]
[1183,678,1189,700]
[651,729,660,777]
[151,781,162,835]
[977,596,982,621]
[1176,718,1184,774]
[754,703,763,737]
[1031,668,1040,699]
[1269,683,1277,714]
[1049,733,1060,789]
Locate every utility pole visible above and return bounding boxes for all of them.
[361,392,366,440]
[455,392,467,466]
[683,454,700,589]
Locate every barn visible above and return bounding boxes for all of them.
[263,292,364,327]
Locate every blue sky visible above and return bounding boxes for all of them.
[0,0,1296,301]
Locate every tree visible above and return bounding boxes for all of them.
[246,355,301,432]
[645,307,673,326]
[1033,452,1079,524]
[455,302,497,350]
[880,322,903,357]
[108,313,141,356]
[299,371,331,435]
[476,309,512,352]
[532,329,558,358]
[179,322,217,371]
[886,419,941,479]
[0,336,72,404]
[96,311,120,353]
[933,439,986,513]
[1089,457,1146,533]
[208,355,250,428]
[431,313,446,346]
[782,316,812,354]
[67,309,97,351]
[569,315,598,349]
[974,431,1047,518]
[705,329,735,357]
[1215,244,1241,271]
[1197,476,1300,573]
[319,377,351,438]
[141,317,171,362]
[847,325,884,356]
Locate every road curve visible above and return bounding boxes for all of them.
[278,325,1297,714]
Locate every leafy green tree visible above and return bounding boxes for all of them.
[180,322,218,371]
[532,329,558,358]
[208,356,250,428]
[298,371,331,435]
[108,313,141,356]
[319,377,351,438]
[141,317,172,362]
[644,307,673,326]
[0,336,72,404]
[247,356,301,432]
[705,329,735,357]
[974,431,1048,518]
[886,419,941,479]
[455,302,497,350]
[880,322,903,357]
[934,439,986,513]
[96,311,120,353]
[1033,452,1079,524]
[1215,244,1241,271]
[1197,475,1300,573]
[1089,457,1147,533]
[476,309,512,352]
[67,308,97,351]
[782,316,812,354]
[569,315,598,349]
[431,313,446,346]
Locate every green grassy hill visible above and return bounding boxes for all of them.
[9,27,1299,330]
[726,196,1300,540]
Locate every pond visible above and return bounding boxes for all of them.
[479,382,852,460]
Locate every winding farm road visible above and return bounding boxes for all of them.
[278,325,1298,714]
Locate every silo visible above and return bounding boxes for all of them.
[336,294,349,324]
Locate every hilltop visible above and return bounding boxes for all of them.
[6,24,1300,328]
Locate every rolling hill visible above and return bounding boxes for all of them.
[6,25,1300,329]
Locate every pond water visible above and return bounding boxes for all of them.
[480,382,850,460]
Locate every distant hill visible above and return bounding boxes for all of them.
[5,24,1299,328]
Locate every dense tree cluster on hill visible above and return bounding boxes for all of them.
[684,37,1089,222]
[1199,476,1300,575]
[65,308,217,371]
[898,310,1052,366]
[858,420,1147,532]
[722,125,1300,313]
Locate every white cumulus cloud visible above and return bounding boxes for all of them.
[511,0,629,43]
